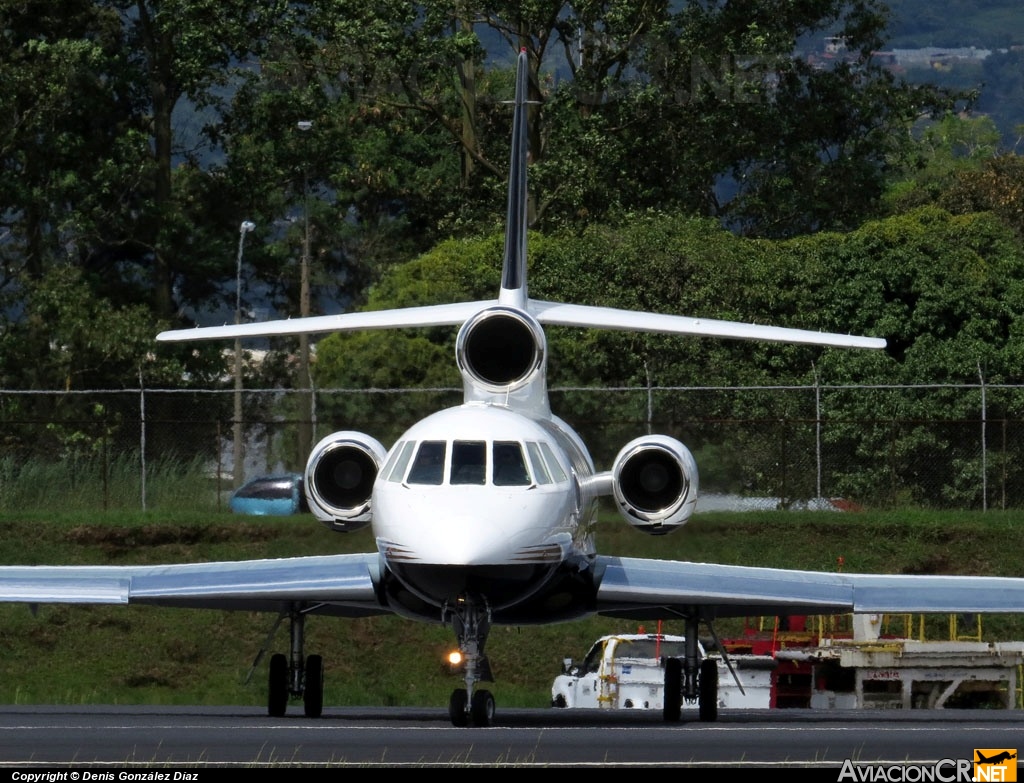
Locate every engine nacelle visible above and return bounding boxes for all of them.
[305,431,388,533]
[455,306,549,413]
[611,435,699,535]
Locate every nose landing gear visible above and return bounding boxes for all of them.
[444,594,495,727]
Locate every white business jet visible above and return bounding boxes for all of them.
[5,50,1024,727]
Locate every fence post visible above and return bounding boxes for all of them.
[978,362,987,512]
[644,362,653,436]
[138,370,147,512]
[814,366,822,500]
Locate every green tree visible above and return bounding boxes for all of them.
[808,207,1024,507]
[0,265,202,462]
[884,113,1003,214]
[0,0,134,283]
[0,0,288,389]
[940,154,1024,238]
[500,1,965,236]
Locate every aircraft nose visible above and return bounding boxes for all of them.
[402,514,520,565]
[376,489,561,566]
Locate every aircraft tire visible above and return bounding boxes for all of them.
[449,688,469,727]
[699,658,718,722]
[268,653,288,717]
[303,654,324,718]
[470,689,495,727]
[663,657,682,722]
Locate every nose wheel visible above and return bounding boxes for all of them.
[449,687,495,727]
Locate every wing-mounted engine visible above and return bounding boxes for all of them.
[455,306,549,414]
[305,431,388,533]
[611,435,699,535]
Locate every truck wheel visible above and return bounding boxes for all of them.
[663,657,682,721]
[699,658,718,722]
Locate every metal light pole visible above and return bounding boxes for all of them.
[233,220,256,490]
[296,120,314,466]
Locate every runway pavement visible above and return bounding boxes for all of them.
[0,705,1021,769]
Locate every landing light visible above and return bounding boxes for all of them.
[447,650,465,674]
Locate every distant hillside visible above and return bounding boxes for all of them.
[876,1,1024,148]
[886,0,1024,48]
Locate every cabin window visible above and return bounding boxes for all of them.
[492,441,530,486]
[526,442,553,485]
[451,441,486,485]
[407,440,446,485]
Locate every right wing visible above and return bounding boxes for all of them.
[0,553,390,618]
[594,556,1024,619]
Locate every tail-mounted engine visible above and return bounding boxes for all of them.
[455,306,548,412]
[305,431,387,533]
[611,435,699,535]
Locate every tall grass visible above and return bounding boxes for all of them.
[0,454,222,513]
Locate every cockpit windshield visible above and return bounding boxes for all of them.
[451,441,486,485]
[399,438,560,487]
[407,440,445,485]
[492,441,529,486]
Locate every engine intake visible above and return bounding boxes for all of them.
[611,435,698,535]
[305,431,387,533]
[456,307,544,392]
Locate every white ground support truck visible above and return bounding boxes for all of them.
[551,633,731,720]
[552,622,1024,716]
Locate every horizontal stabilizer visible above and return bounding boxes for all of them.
[158,297,884,350]
[529,301,885,349]
[156,301,492,342]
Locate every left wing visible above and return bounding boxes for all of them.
[595,556,1024,619]
[0,553,389,618]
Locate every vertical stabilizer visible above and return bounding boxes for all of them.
[499,49,530,309]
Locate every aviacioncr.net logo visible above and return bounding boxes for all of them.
[837,759,973,782]
[837,750,1018,782]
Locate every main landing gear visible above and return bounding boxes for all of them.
[662,613,719,723]
[444,594,496,727]
[258,605,325,718]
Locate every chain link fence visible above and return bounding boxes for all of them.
[3,382,1024,512]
